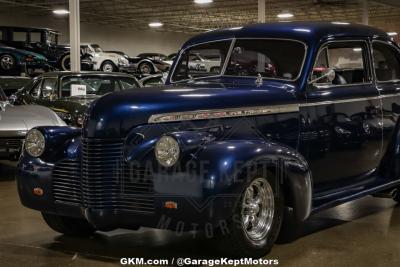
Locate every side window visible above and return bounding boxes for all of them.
[30,32,42,43]
[120,78,139,90]
[30,80,42,98]
[40,78,58,99]
[13,31,27,42]
[311,42,369,86]
[372,42,400,82]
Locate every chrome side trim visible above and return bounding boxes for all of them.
[148,93,400,124]
[148,104,300,123]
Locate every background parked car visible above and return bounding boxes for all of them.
[80,44,129,72]
[0,86,65,160]
[0,26,93,71]
[127,53,171,75]
[14,71,142,127]
[0,76,31,96]
[139,72,167,87]
[0,44,48,75]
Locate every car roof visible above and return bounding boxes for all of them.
[183,21,390,48]
[39,71,137,78]
[0,26,60,34]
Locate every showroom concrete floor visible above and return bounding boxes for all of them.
[1,160,400,267]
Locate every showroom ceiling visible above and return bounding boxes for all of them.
[0,0,399,33]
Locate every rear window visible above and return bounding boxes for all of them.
[13,31,27,42]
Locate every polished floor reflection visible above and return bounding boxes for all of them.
[1,160,400,267]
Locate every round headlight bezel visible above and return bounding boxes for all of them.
[155,135,180,168]
[25,129,46,158]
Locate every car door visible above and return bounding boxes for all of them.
[371,40,400,180]
[299,39,382,187]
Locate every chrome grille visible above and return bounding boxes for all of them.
[81,138,155,213]
[52,159,81,205]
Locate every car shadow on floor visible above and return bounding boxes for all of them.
[40,198,399,262]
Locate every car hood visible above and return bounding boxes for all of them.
[0,104,66,135]
[84,78,300,138]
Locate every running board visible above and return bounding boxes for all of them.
[312,178,400,213]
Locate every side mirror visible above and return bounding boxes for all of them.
[309,68,336,85]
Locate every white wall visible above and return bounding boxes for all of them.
[0,13,193,57]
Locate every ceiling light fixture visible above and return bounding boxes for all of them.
[52,9,69,15]
[277,12,294,19]
[149,22,163,28]
[388,32,398,36]
[194,0,213,4]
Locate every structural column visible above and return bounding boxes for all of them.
[69,0,80,72]
[258,0,266,23]
[361,0,369,25]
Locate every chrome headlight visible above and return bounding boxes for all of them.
[25,129,45,157]
[155,136,180,167]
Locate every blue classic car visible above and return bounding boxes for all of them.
[17,22,400,257]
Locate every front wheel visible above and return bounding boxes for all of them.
[0,54,16,72]
[42,213,96,236]
[60,55,71,71]
[139,62,154,75]
[216,172,283,257]
[101,60,117,72]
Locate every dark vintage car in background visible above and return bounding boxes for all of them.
[0,76,31,96]
[0,44,48,75]
[14,72,142,127]
[0,26,93,71]
[17,22,400,257]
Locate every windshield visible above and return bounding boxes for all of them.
[60,76,139,97]
[91,44,103,53]
[47,32,58,45]
[171,40,231,82]
[171,39,306,82]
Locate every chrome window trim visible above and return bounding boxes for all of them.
[169,38,235,84]
[169,38,308,84]
[308,39,373,89]
[371,39,400,84]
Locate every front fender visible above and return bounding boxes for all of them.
[195,139,312,221]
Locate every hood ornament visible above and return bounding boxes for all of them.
[255,73,263,87]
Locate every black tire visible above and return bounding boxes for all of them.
[215,170,284,258]
[42,212,96,236]
[0,54,16,72]
[275,207,302,243]
[139,62,154,75]
[60,55,71,71]
[100,60,117,72]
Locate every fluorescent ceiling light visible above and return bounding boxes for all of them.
[388,32,398,36]
[277,12,294,19]
[353,48,362,52]
[149,22,163,28]
[194,0,213,4]
[53,9,69,15]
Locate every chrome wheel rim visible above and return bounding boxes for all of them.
[1,56,14,70]
[241,177,275,241]
[103,63,113,72]
[140,64,151,74]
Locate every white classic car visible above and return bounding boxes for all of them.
[80,44,129,72]
[188,53,221,73]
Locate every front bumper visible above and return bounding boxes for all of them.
[17,154,237,231]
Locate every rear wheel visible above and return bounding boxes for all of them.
[42,213,96,236]
[139,62,153,74]
[101,60,117,72]
[215,171,283,257]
